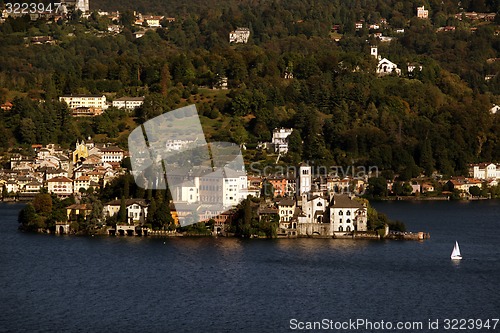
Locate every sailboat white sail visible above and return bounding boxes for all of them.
[451,241,462,260]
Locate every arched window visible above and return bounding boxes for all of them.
[317,202,322,206]
[346,211,351,216]
[339,210,343,216]
[347,219,351,224]
[338,226,343,231]
[346,226,351,232]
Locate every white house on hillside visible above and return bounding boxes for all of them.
[417,6,429,19]
[371,46,401,76]
[272,128,293,153]
[229,28,250,43]
[59,95,108,110]
[112,97,145,110]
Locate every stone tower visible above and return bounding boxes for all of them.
[299,164,312,194]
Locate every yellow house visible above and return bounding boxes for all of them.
[66,204,92,221]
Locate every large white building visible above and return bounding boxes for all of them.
[100,146,125,164]
[272,128,293,153]
[59,95,108,110]
[469,163,500,179]
[47,176,73,197]
[329,194,367,232]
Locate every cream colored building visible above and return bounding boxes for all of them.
[47,176,73,197]
[59,95,108,110]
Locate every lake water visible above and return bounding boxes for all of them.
[1,200,499,332]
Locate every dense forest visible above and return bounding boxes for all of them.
[0,0,499,178]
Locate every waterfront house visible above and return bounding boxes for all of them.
[5,180,19,193]
[103,199,149,224]
[446,177,482,196]
[329,194,367,233]
[421,183,435,193]
[278,198,296,227]
[66,204,92,221]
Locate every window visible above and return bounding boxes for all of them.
[346,211,351,216]
[347,219,351,224]
[338,226,343,231]
[339,210,343,215]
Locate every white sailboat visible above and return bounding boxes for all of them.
[451,241,462,260]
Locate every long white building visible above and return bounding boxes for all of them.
[469,163,500,179]
[60,95,108,110]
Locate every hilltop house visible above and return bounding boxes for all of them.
[417,6,429,19]
[272,128,293,154]
[59,95,108,110]
[371,46,401,76]
[229,28,250,43]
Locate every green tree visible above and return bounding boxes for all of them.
[33,193,52,216]
[469,185,481,197]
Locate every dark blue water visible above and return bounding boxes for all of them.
[1,201,499,333]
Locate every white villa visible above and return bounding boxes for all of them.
[469,163,500,180]
[229,27,250,43]
[272,128,293,154]
[329,194,367,232]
